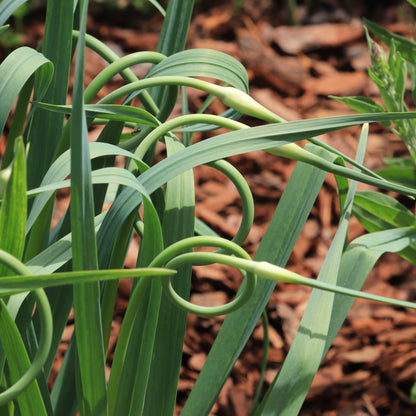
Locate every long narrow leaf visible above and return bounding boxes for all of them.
[181,143,337,415]
[0,298,46,415]
[143,136,195,415]
[70,1,107,414]
[0,138,26,277]
[108,196,164,416]
[26,0,74,190]
[256,124,369,415]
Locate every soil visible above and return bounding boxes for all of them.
[4,1,416,415]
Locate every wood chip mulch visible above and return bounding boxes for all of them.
[7,1,416,414]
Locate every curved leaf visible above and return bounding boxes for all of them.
[0,0,28,26]
[0,46,53,140]
[26,142,148,234]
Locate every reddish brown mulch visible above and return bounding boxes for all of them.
[7,1,416,415]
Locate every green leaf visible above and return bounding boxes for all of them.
[32,102,159,127]
[26,0,74,191]
[26,142,148,234]
[322,227,416,363]
[148,0,165,16]
[0,46,52,140]
[329,96,389,127]
[376,165,416,188]
[0,138,26,277]
[182,143,337,415]
[143,136,195,416]
[363,18,416,63]
[108,196,164,416]
[146,49,249,92]
[0,0,28,26]
[354,191,416,228]
[0,299,46,415]
[156,0,194,56]
[410,381,416,402]
[256,124,367,415]
[353,190,416,263]
[70,1,107,414]
[143,47,248,125]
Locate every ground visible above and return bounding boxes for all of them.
[3,1,416,415]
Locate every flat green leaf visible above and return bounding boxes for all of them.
[330,96,389,127]
[149,0,195,119]
[25,0,74,191]
[108,196,164,416]
[0,138,26,277]
[143,136,195,416]
[26,212,105,276]
[376,165,416,188]
[156,0,194,56]
[364,18,416,63]
[323,227,416,360]
[146,47,248,124]
[354,191,416,228]
[256,124,368,416]
[148,0,165,16]
[353,190,416,263]
[70,1,107,414]
[32,102,159,127]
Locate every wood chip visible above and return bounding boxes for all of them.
[266,23,364,54]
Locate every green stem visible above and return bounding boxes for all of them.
[205,159,254,247]
[267,144,416,199]
[249,309,269,416]
[131,113,247,157]
[98,76,230,106]
[136,240,416,315]
[73,30,159,114]
[84,51,166,105]
[148,236,256,317]
[253,260,416,310]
